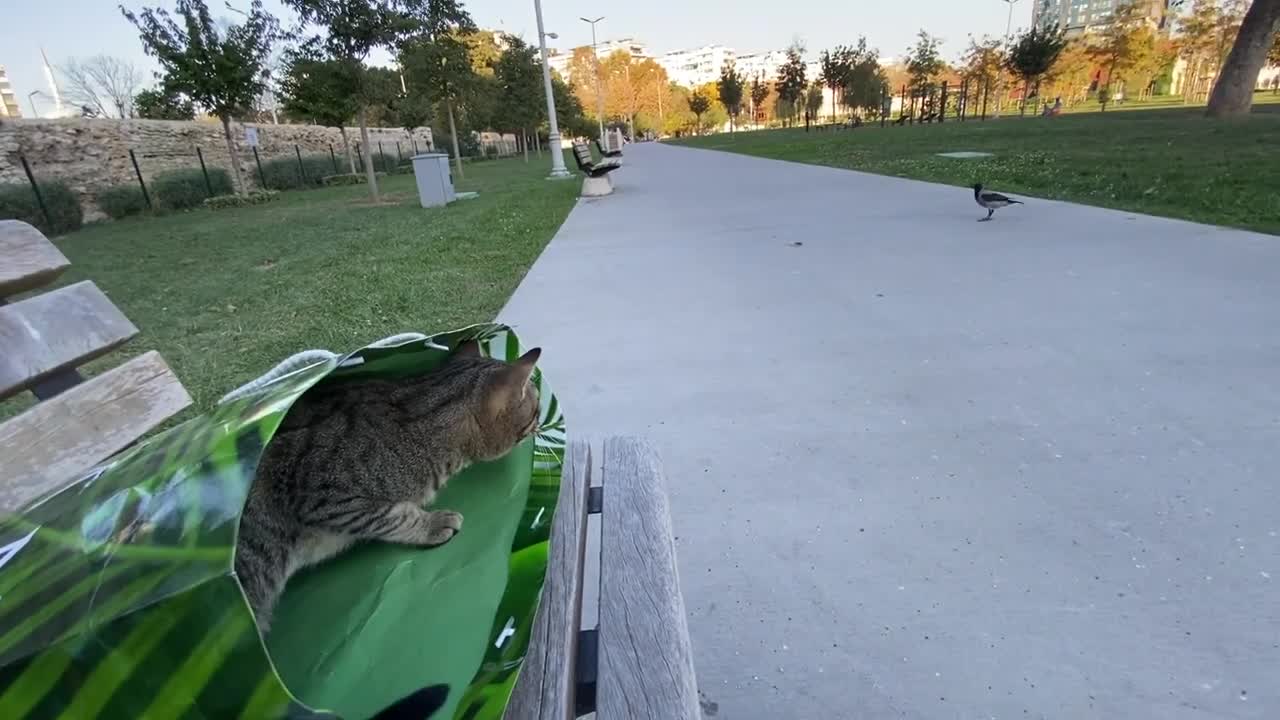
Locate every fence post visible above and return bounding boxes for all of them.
[196,146,214,196]
[295,144,307,185]
[396,141,403,164]
[18,155,53,230]
[129,149,153,209]
[959,79,967,121]
[377,141,386,171]
[981,78,990,121]
[253,147,267,189]
[880,86,887,128]
[940,81,948,123]
[355,144,365,173]
[329,143,339,174]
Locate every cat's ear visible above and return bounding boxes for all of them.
[454,339,482,358]
[496,348,540,401]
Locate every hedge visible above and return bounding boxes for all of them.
[152,167,234,210]
[257,154,340,191]
[0,180,84,235]
[96,186,149,219]
[203,190,280,210]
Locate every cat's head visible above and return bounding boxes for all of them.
[452,339,542,461]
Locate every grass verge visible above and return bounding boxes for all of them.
[672,103,1280,234]
[4,155,579,418]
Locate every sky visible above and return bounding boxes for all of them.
[4,0,1032,117]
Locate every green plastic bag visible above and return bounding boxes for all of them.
[0,324,565,719]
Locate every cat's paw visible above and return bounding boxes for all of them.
[424,511,463,546]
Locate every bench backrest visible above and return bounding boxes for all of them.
[572,143,594,171]
[0,220,192,514]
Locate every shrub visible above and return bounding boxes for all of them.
[96,185,149,219]
[0,180,84,235]
[203,190,280,210]
[151,168,233,210]
[321,173,367,186]
[258,154,339,191]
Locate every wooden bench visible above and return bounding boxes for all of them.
[571,143,621,198]
[508,436,700,719]
[0,220,192,514]
[0,220,697,718]
[595,139,623,159]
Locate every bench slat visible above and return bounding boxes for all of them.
[0,351,192,514]
[598,437,700,719]
[506,440,592,720]
[0,281,140,401]
[0,220,70,298]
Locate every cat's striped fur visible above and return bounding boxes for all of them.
[234,340,542,632]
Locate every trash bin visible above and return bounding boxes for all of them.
[411,153,456,208]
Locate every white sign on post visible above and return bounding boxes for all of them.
[244,126,259,147]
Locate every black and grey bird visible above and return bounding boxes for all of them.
[972,183,1023,221]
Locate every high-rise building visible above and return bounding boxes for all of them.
[547,38,651,82]
[656,45,735,88]
[735,51,788,83]
[0,66,21,118]
[1032,0,1168,36]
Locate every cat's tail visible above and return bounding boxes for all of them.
[370,684,450,719]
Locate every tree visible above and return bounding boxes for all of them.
[284,0,445,198]
[122,0,279,194]
[818,47,853,122]
[716,61,745,131]
[59,55,143,118]
[278,54,361,172]
[1207,0,1280,116]
[399,28,478,178]
[133,87,195,119]
[840,38,889,118]
[906,30,944,91]
[552,76,593,138]
[1091,0,1160,110]
[961,36,1006,111]
[776,41,808,128]
[687,89,711,134]
[492,36,543,161]
[804,81,825,124]
[749,74,771,127]
[1043,41,1095,104]
[1005,24,1068,113]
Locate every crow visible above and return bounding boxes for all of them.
[973,183,1023,221]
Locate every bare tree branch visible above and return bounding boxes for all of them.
[59,55,143,118]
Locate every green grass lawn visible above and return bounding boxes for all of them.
[4,155,578,419]
[673,103,1280,234]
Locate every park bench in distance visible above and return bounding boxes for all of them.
[595,139,623,159]
[507,436,701,719]
[572,142,621,197]
[0,219,193,513]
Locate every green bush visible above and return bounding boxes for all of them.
[258,154,340,191]
[0,180,83,235]
[96,185,149,219]
[151,168,233,210]
[203,190,280,210]
[321,173,367,187]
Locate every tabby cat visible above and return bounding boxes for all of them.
[234,340,542,632]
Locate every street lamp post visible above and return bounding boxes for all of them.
[581,16,606,145]
[994,0,1022,119]
[534,0,571,178]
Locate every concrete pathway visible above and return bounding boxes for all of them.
[500,143,1280,720]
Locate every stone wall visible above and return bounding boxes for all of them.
[0,118,434,220]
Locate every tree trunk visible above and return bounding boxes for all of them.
[339,126,356,174]
[1207,0,1280,117]
[357,106,379,201]
[220,115,246,195]
[446,99,464,179]
[535,129,542,158]
[522,130,529,163]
